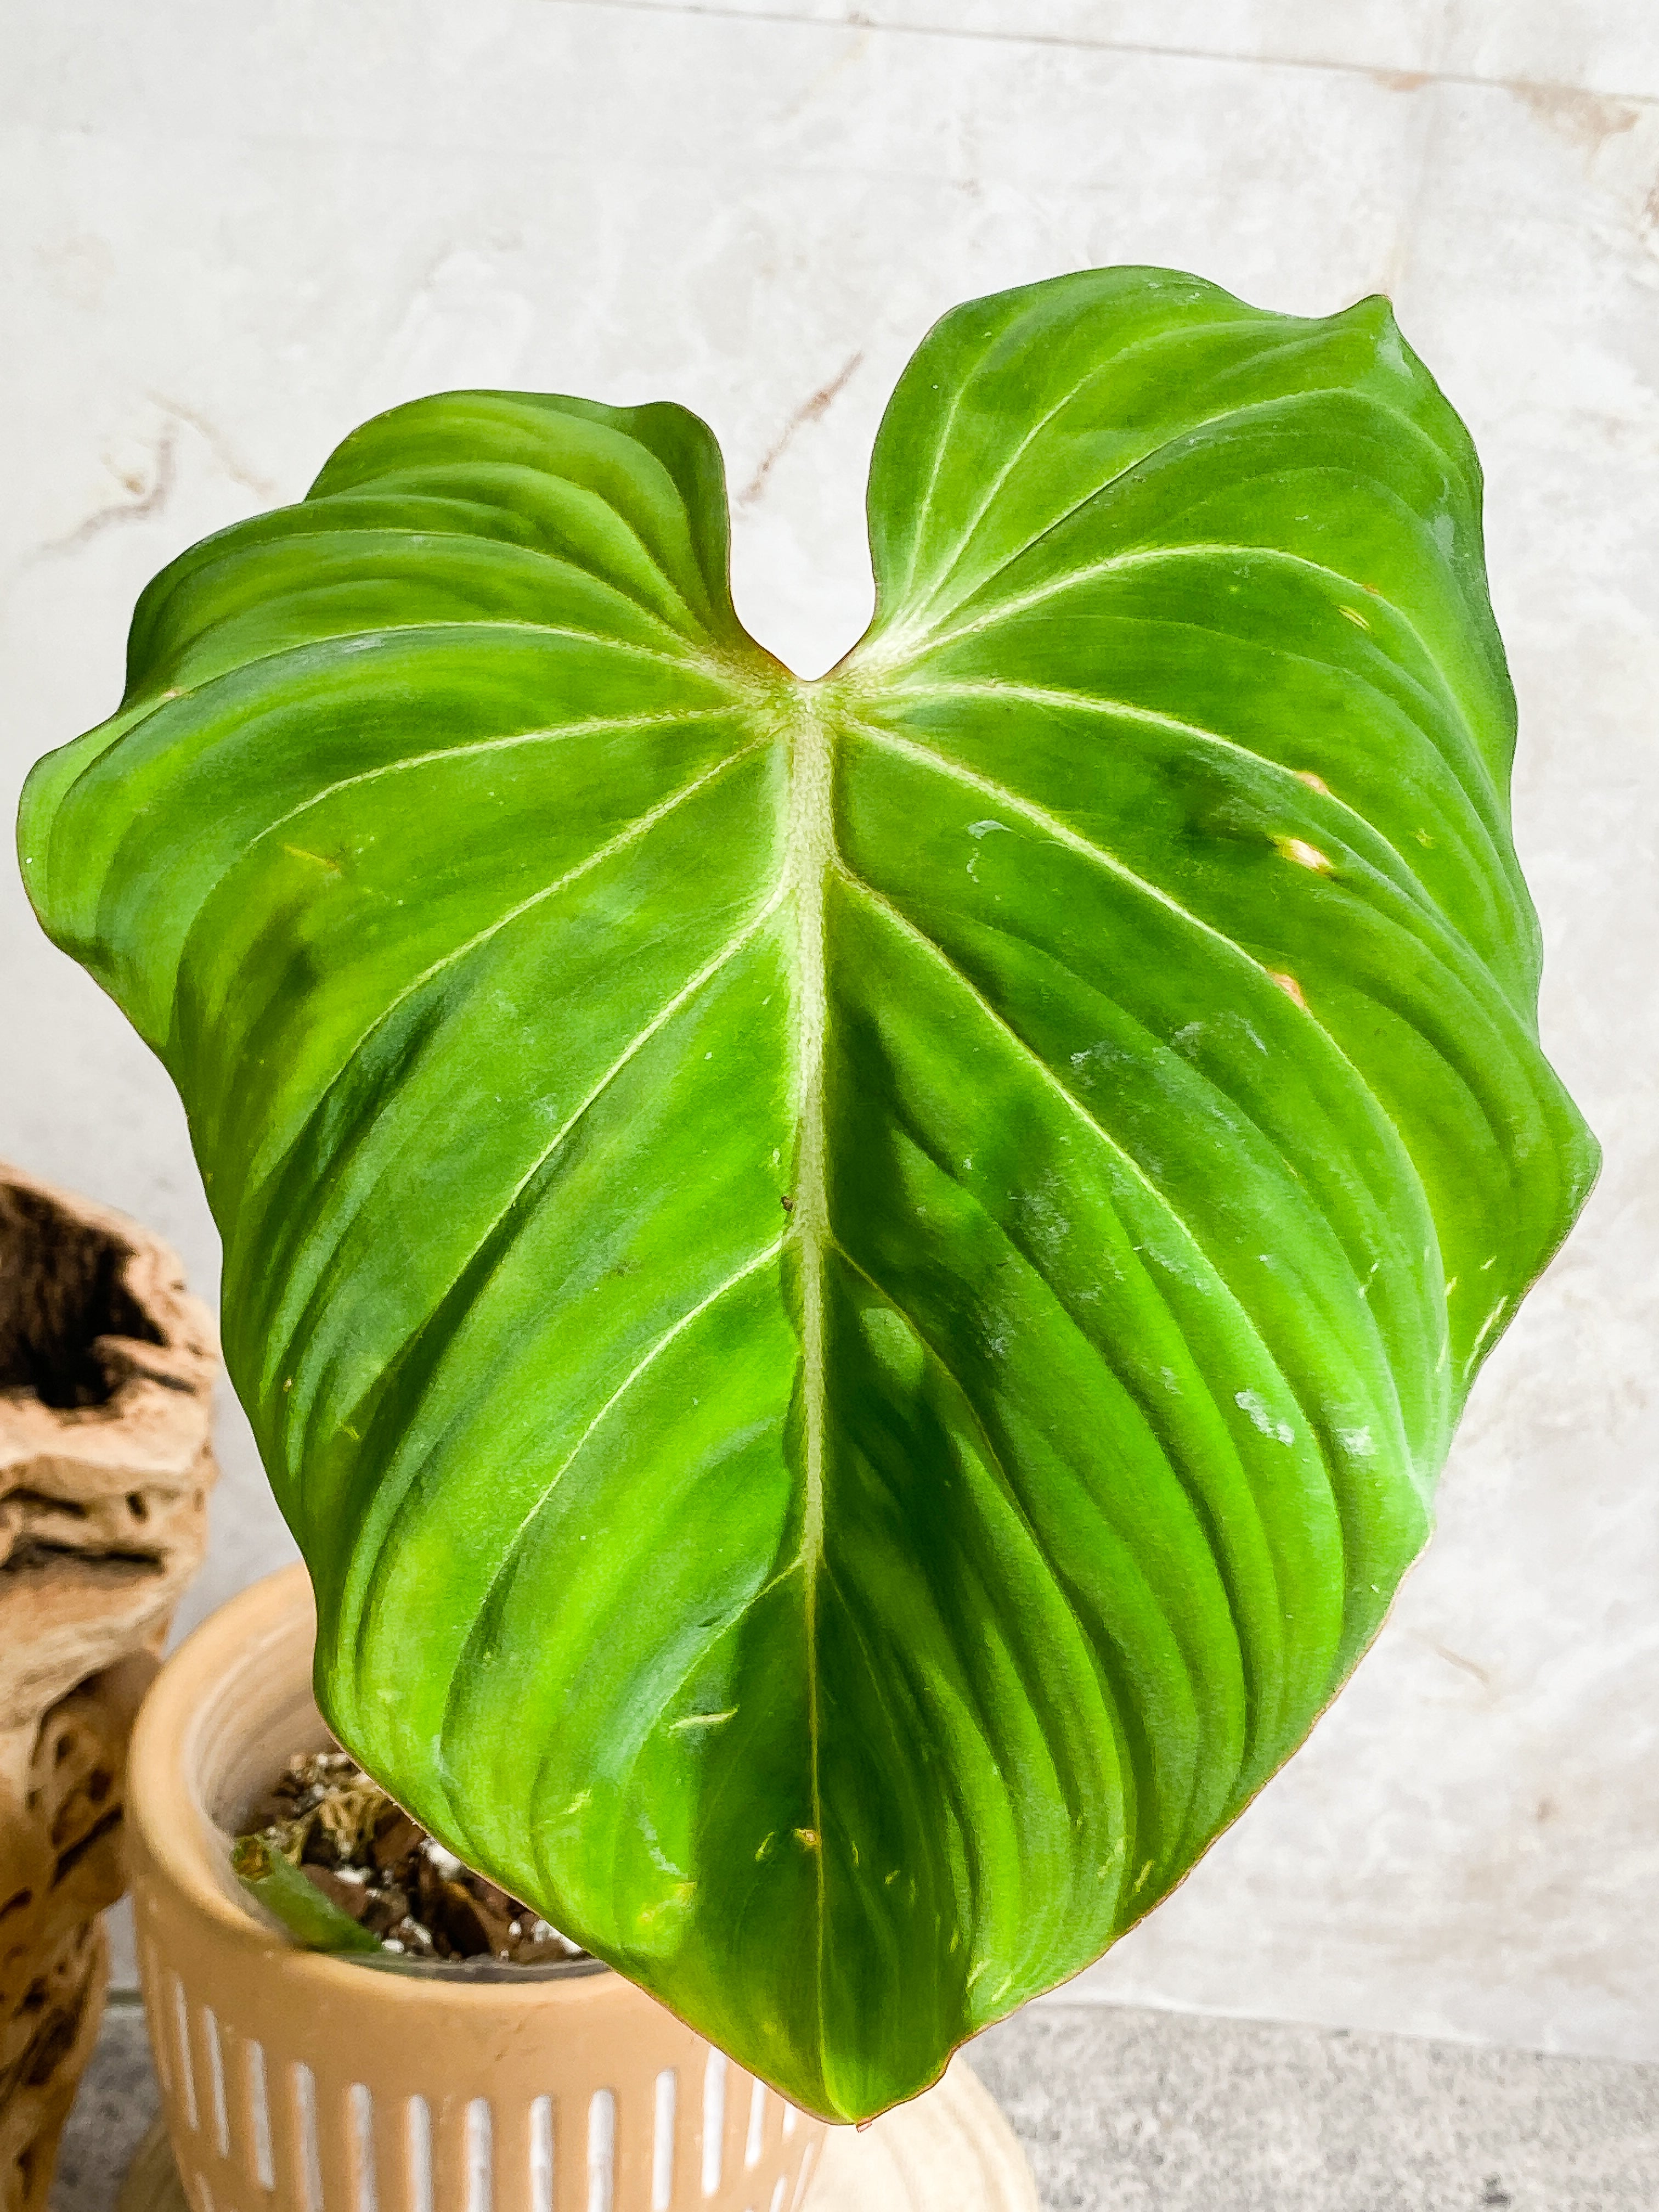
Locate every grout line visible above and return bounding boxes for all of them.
[1375,21,1447,303]
[535,0,1659,110]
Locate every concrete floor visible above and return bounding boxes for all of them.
[972,2005,1659,2210]
[52,1998,1659,2212]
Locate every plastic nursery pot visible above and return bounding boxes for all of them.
[125,1565,828,2212]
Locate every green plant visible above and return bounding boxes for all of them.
[17,267,1595,2121]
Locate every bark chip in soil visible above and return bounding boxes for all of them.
[241,1749,589,1965]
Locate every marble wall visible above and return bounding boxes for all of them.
[2,1,1654,2060]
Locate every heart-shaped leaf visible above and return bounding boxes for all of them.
[18,268,1596,2120]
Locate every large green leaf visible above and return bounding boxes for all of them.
[18,268,1595,2120]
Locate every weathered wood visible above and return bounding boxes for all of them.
[0,1165,218,2212]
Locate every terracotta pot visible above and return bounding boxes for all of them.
[127,1565,829,2212]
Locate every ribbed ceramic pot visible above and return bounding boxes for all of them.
[126,1565,828,2212]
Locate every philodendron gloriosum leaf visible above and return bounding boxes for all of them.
[18,268,1596,2120]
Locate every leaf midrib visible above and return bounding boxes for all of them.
[782,673,833,2070]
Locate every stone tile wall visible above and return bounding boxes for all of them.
[2,0,1653,2064]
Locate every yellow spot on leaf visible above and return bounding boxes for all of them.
[1276,836,1333,872]
[1268,970,1308,1010]
[281,843,342,874]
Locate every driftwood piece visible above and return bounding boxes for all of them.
[0,1165,218,2212]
